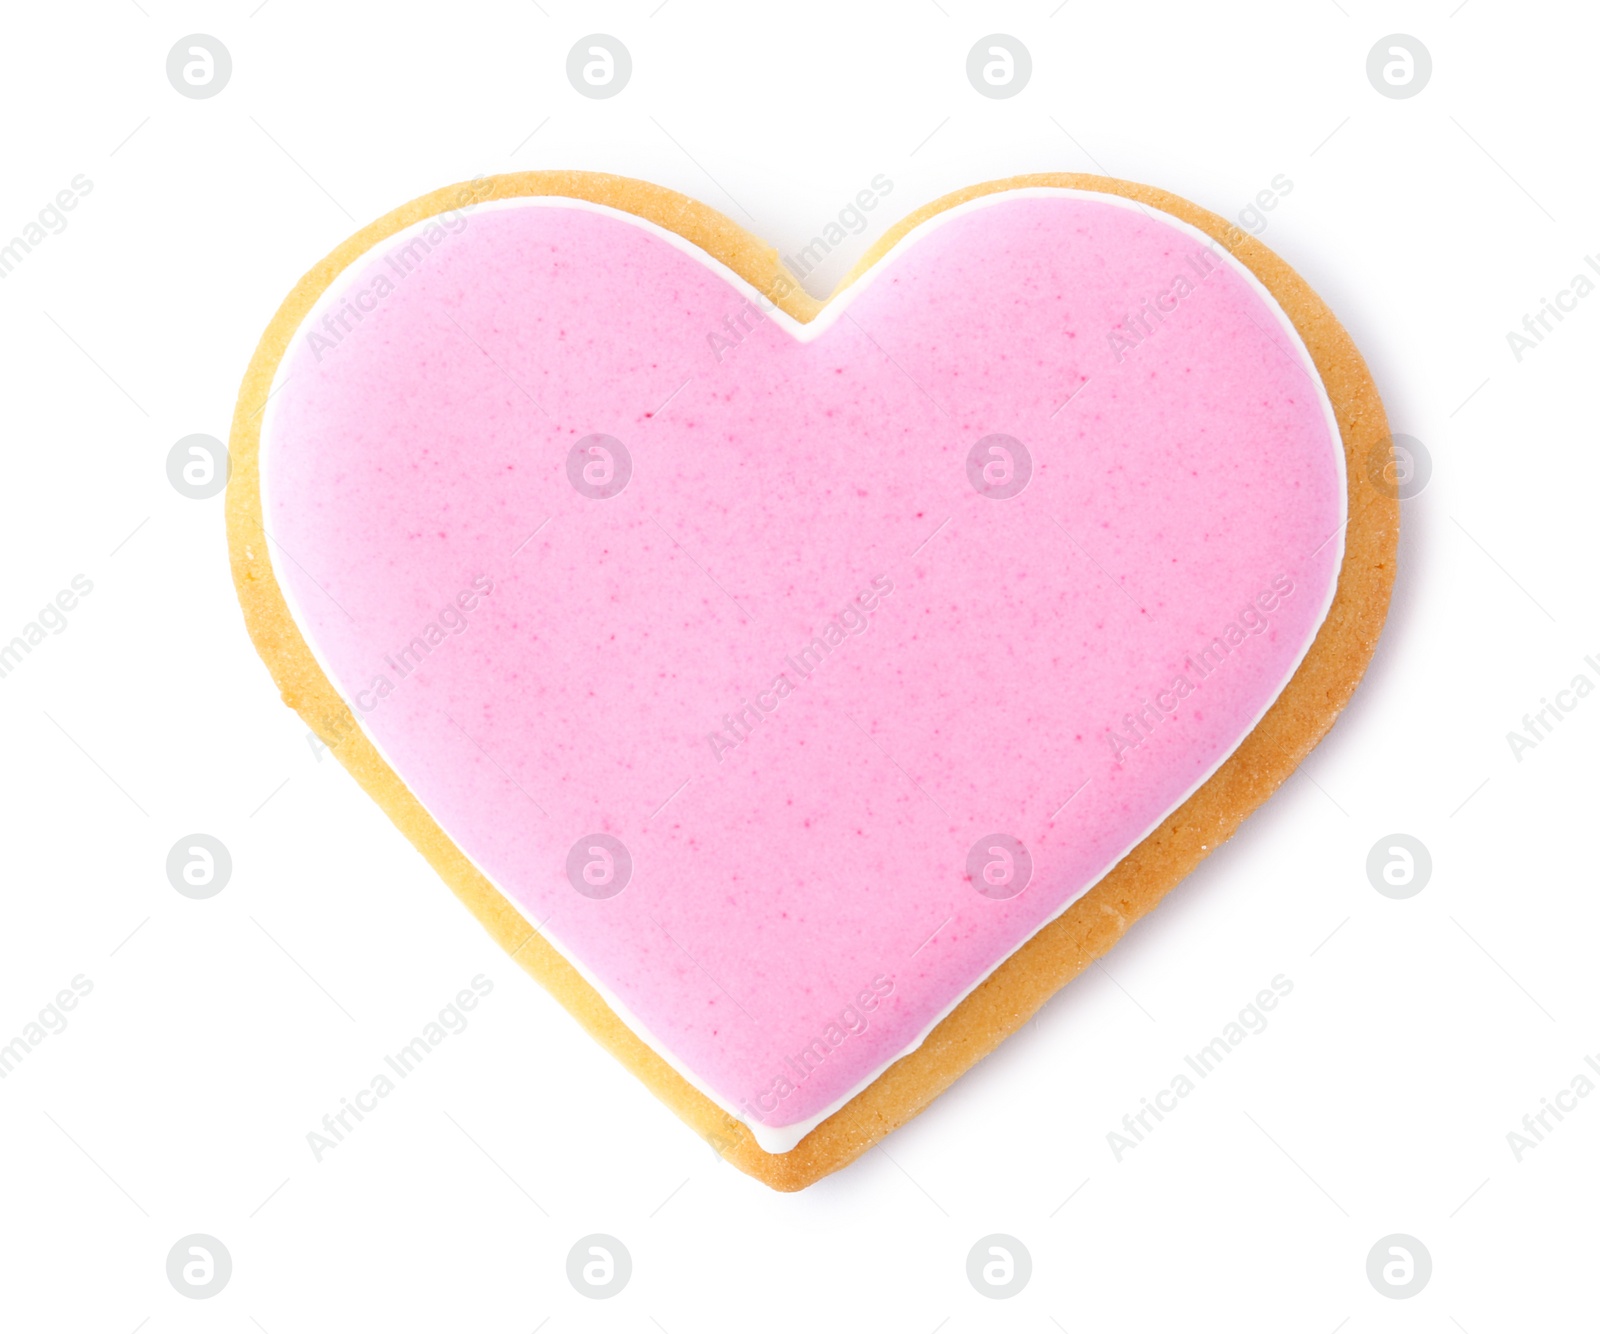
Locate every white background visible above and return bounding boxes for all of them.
[1,0,1595,1328]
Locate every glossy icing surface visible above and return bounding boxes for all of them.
[262,190,1345,1147]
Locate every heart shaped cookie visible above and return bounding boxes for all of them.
[228,171,1395,1190]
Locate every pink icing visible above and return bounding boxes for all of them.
[263,190,1343,1138]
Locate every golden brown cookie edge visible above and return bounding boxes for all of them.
[226,170,1398,1194]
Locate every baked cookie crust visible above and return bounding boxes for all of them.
[227,171,1397,1191]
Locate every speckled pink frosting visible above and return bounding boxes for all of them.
[264,190,1343,1141]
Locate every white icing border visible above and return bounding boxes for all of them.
[261,185,1348,1156]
